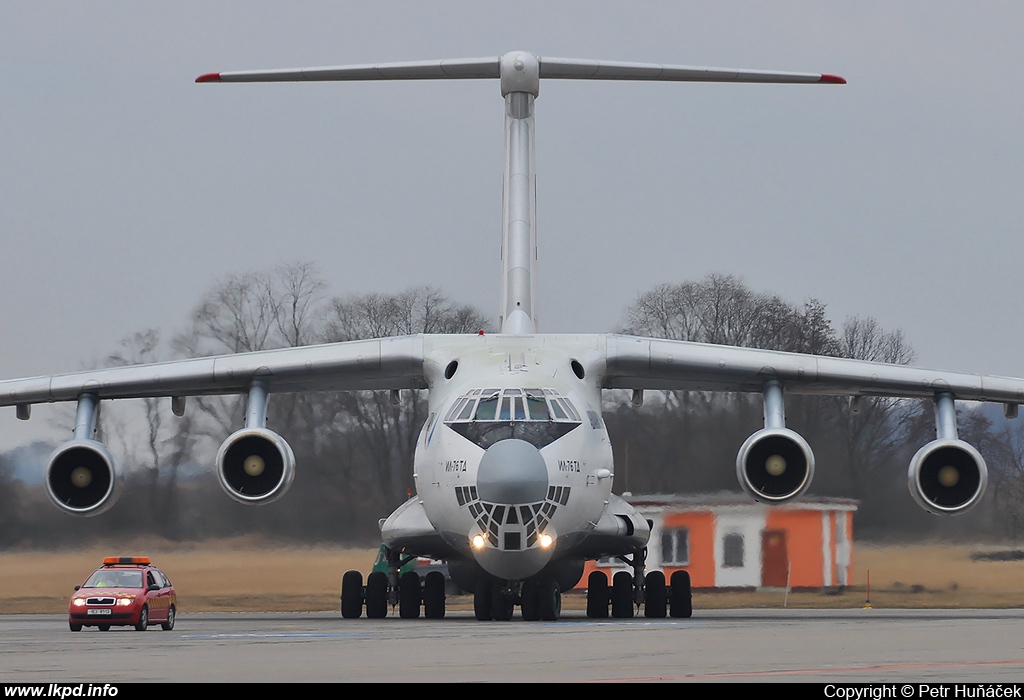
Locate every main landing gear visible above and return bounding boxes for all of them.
[585,549,692,619]
[341,548,447,620]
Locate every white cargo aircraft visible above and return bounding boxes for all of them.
[2,52,1020,621]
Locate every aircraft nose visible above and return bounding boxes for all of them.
[476,439,548,504]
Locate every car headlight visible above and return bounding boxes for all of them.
[116,597,135,606]
[72,598,86,607]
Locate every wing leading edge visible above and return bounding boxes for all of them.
[0,335,427,408]
[602,334,1024,404]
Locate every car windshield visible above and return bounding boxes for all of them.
[82,569,144,588]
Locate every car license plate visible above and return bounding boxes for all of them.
[87,609,112,615]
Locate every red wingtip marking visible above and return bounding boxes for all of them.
[819,74,847,85]
[195,72,222,83]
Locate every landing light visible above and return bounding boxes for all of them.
[539,533,554,549]
[471,534,486,550]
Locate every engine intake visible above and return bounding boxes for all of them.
[216,427,296,505]
[908,439,987,515]
[46,440,122,516]
[736,428,815,504]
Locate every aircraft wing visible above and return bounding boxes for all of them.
[602,334,1024,404]
[0,335,427,409]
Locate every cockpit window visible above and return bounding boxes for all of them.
[444,388,582,450]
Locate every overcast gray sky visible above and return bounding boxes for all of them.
[2,2,1023,449]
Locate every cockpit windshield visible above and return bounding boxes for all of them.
[444,388,582,450]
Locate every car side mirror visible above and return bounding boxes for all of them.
[149,584,160,591]
[74,585,80,591]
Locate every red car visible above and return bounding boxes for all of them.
[68,557,176,632]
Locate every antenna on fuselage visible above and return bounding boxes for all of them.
[197,52,844,335]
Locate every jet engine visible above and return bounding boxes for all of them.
[216,427,296,505]
[908,439,988,515]
[736,428,815,504]
[46,440,122,516]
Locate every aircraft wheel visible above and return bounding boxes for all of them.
[669,570,693,618]
[473,580,493,621]
[537,579,561,622]
[399,571,421,619]
[611,571,634,618]
[365,571,389,619]
[644,571,667,618]
[586,571,609,618]
[341,570,364,619]
[423,571,446,619]
[491,582,514,621]
[520,579,540,621]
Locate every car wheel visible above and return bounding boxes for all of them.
[98,625,110,632]
[135,606,148,631]
[69,623,82,632]
[161,605,175,631]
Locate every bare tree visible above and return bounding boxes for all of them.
[313,286,492,512]
[991,420,1024,542]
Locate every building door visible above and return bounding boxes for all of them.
[761,530,789,587]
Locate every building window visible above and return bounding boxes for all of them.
[661,527,689,566]
[722,533,744,568]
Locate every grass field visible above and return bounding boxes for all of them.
[2,538,1024,614]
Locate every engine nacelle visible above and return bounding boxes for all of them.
[46,440,122,517]
[908,439,988,515]
[736,428,815,504]
[216,427,296,505]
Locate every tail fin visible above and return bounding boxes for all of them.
[198,52,844,335]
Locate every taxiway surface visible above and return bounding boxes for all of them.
[2,609,1023,683]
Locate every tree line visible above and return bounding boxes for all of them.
[2,267,1023,547]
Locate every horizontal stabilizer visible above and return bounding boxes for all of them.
[197,52,845,86]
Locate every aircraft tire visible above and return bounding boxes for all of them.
[669,570,693,618]
[365,571,389,619]
[611,571,634,618]
[473,580,493,621]
[586,571,609,618]
[520,579,540,621]
[399,571,421,619]
[537,579,561,621]
[423,571,446,619]
[341,570,364,619]
[491,582,514,621]
[644,571,667,618]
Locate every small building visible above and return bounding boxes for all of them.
[582,493,857,590]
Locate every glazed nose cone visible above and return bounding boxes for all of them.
[476,439,548,504]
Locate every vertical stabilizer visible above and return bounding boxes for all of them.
[197,53,843,337]
[499,52,540,335]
